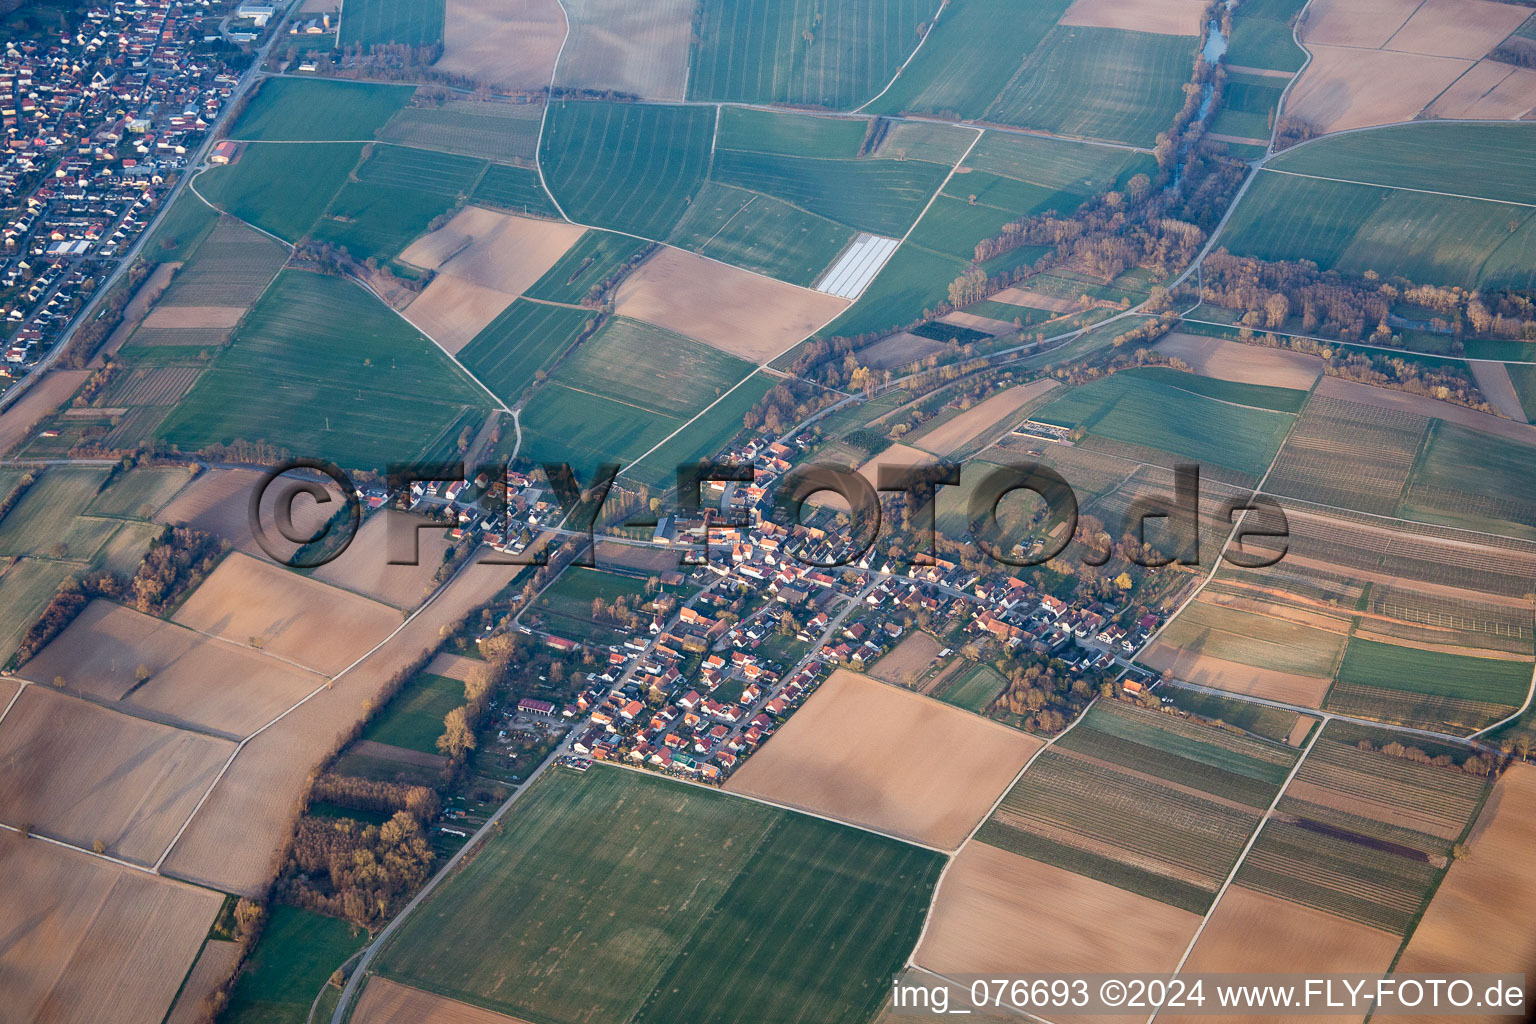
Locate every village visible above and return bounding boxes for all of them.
[393,424,1168,802]
[0,0,255,374]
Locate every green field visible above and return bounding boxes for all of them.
[1270,122,1536,205]
[1209,73,1284,141]
[986,27,1198,147]
[0,558,77,663]
[459,301,595,406]
[540,101,715,240]
[225,906,367,1024]
[228,78,414,142]
[1509,364,1536,422]
[1333,636,1531,707]
[157,271,490,470]
[1400,420,1536,538]
[338,0,445,47]
[359,672,462,754]
[715,106,867,158]
[1224,0,1306,71]
[868,0,1070,119]
[711,148,949,237]
[146,190,220,262]
[373,766,942,1024]
[530,566,653,640]
[938,661,1007,713]
[1158,600,1344,678]
[524,231,653,305]
[666,182,855,285]
[380,101,543,163]
[689,0,934,109]
[1032,368,1297,478]
[624,371,777,490]
[84,467,192,519]
[310,145,483,261]
[825,243,968,337]
[1165,688,1302,742]
[1122,365,1309,412]
[520,317,753,474]
[0,465,115,560]
[197,142,363,243]
[1218,171,1536,290]
[470,164,560,218]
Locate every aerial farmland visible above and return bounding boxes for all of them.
[0,0,1533,1020]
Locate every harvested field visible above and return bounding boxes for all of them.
[1383,0,1529,58]
[96,262,178,364]
[161,558,525,894]
[555,0,694,100]
[1319,375,1536,446]
[855,331,948,370]
[0,686,234,864]
[1161,887,1401,1024]
[611,246,849,363]
[1425,62,1536,119]
[1153,333,1322,389]
[1302,0,1421,47]
[870,631,944,686]
[355,977,532,1024]
[935,310,1015,336]
[1059,0,1206,35]
[140,305,245,329]
[400,208,584,294]
[593,539,680,573]
[992,286,1079,312]
[154,466,306,558]
[349,739,449,770]
[166,940,241,1024]
[1286,47,1470,133]
[403,276,521,354]
[21,600,325,736]
[310,511,452,608]
[1139,642,1333,706]
[0,369,89,456]
[0,832,223,1024]
[727,669,1041,849]
[436,0,566,90]
[909,379,1059,456]
[1382,765,1536,1024]
[915,841,1201,1024]
[171,552,400,676]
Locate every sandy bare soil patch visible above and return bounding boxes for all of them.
[870,631,944,686]
[613,247,849,363]
[1301,0,1420,47]
[1161,887,1400,1024]
[172,552,400,676]
[1059,0,1207,36]
[166,940,241,1024]
[356,977,534,1024]
[1287,47,1470,133]
[593,539,680,573]
[1379,765,1536,1023]
[1139,642,1332,706]
[1286,714,1318,746]
[402,208,583,294]
[310,511,454,608]
[727,669,1040,849]
[162,559,526,894]
[0,831,223,1024]
[554,0,694,101]
[855,441,938,486]
[437,0,566,90]
[1425,61,1536,118]
[1155,333,1323,390]
[1383,0,1530,59]
[1318,375,1536,445]
[0,369,89,456]
[0,686,233,864]
[911,379,1060,456]
[21,600,324,737]
[856,332,948,370]
[96,262,179,365]
[1471,360,1530,423]
[350,738,450,770]
[937,310,1019,336]
[992,287,1081,313]
[141,305,246,329]
[426,651,481,680]
[916,842,1201,1022]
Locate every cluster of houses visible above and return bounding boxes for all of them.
[0,0,247,376]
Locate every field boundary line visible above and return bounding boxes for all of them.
[0,819,162,875]
[1468,662,1536,739]
[154,550,492,874]
[534,0,575,224]
[903,698,1095,968]
[0,678,25,727]
[185,168,297,251]
[851,0,947,115]
[897,125,983,248]
[1263,167,1536,209]
[1145,725,1322,1024]
[1269,0,1316,155]
[1179,316,1536,366]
